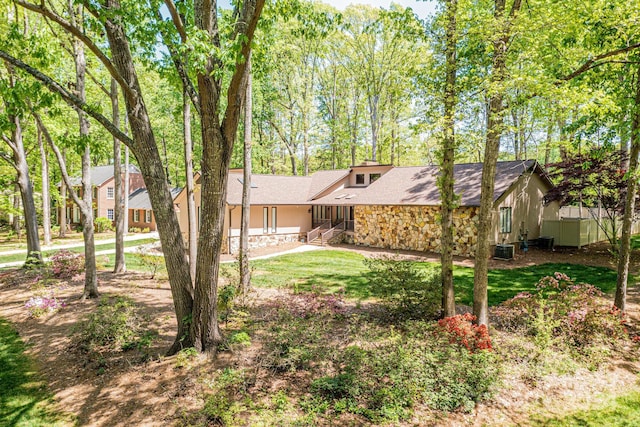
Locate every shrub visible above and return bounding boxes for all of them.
[135,250,164,279]
[74,295,155,352]
[364,256,441,320]
[25,293,66,318]
[436,313,492,353]
[493,273,629,363]
[201,368,252,425]
[311,323,499,421]
[49,249,84,279]
[94,217,114,233]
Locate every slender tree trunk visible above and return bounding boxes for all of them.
[473,0,521,326]
[12,190,20,239]
[440,0,458,319]
[369,94,379,161]
[112,78,126,273]
[124,145,129,234]
[615,64,640,311]
[183,88,197,282]
[12,116,42,263]
[38,123,52,246]
[72,30,99,298]
[240,55,252,297]
[59,150,67,237]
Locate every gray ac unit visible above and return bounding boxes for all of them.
[494,244,514,260]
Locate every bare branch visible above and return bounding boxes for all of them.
[561,42,640,82]
[164,0,187,42]
[34,111,84,209]
[1,133,18,153]
[0,49,134,148]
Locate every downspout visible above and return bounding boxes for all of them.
[229,205,237,255]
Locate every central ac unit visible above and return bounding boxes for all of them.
[494,244,514,260]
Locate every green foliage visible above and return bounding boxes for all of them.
[74,295,156,353]
[174,347,198,369]
[493,273,630,367]
[0,318,71,426]
[364,256,441,320]
[135,249,164,279]
[201,368,253,426]
[94,216,114,233]
[49,249,84,279]
[310,322,499,422]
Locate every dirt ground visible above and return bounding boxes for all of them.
[1,243,639,426]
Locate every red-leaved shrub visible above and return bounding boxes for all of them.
[436,313,492,353]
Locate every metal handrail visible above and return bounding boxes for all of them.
[307,220,331,243]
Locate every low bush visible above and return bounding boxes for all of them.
[94,217,114,233]
[311,322,499,422]
[24,292,66,318]
[49,249,84,279]
[73,295,156,353]
[493,273,629,364]
[436,313,492,352]
[364,256,441,320]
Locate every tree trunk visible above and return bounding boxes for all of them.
[59,150,67,237]
[184,87,197,282]
[440,0,458,319]
[73,31,99,299]
[12,115,42,264]
[615,64,640,311]
[103,2,194,353]
[112,77,126,273]
[239,55,252,297]
[124,145,129,234]
[369,94,379,161]
[38,122,52,246]
[473,0,521,327]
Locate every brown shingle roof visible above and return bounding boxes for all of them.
[311,160,540,206]
[226,173,314,205]
[307,169,350,200]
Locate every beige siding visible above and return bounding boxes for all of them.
[491,172,558,245]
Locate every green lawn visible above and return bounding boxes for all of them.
[0,238,158,265]
[530,391,640,426]
[251,250,619,306]
[0,318,71,426]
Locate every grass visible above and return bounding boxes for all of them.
[251,250,619,306]
[0,318,71,426]
[531,391,640,426]
[0,238,158,265]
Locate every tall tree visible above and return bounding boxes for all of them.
[37,120,51,246]
[439,0,458,318]
[239,54,252,297]
[473,0,522,326]
[112,77,125,273]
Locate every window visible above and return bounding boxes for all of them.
[106,187,114,199]
[370,173,381,183]
[145,210,152,223]
[499,207,512,233]
[107,209,114,220]
[356,174,365,185]
[271,207,277,233]
[263,207,268,233]
[134,209,140,222]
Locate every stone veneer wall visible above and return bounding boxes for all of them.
[227,233,303,254]
[354,205,479,256]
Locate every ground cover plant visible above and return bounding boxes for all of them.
[0,318,71,426]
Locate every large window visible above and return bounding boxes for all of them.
[145,210,152,223]
[355,174,365,185]
[134,209,140,222]
[107,209,114,220]
[499,207,512,233]
[263,207,268,233]
[271,207,277,233]
[370,173,381,183]
[106,187,114,199]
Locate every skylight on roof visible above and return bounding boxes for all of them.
[335,194,347,199]
[237,178,258,188]
[345,194,356,199]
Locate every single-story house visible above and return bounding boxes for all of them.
[59,164,145,227]
[128,187,182,232]
[175,160,560,257]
